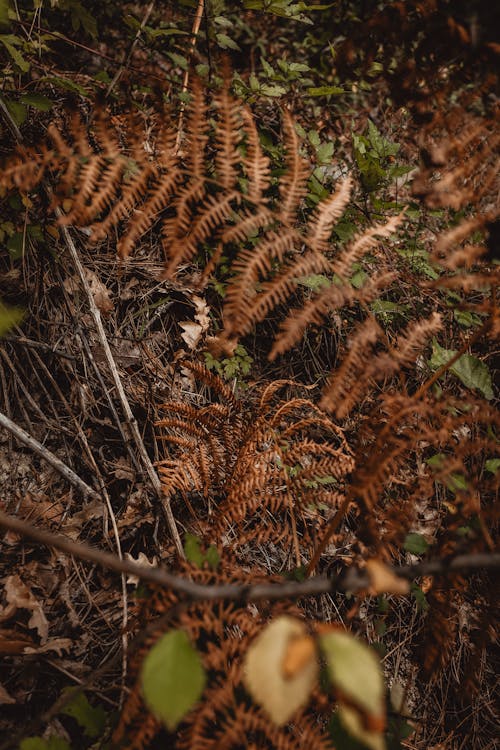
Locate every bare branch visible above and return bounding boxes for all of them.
[1,510,498,603]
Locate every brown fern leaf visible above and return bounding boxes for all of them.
[279,110,310,226]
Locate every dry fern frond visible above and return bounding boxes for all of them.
[156,365,353,555]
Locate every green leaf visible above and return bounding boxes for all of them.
[0,0,11,28]
[59,689,106,738]
[141,630,206,730]
[20,738,71,750]
[316,141,334,164]
[7,231,25,259]
[429,340,493,400]
[2,98,26,126]
[39,76,89,96]
[403,533,429,555]
[20,93,54,111]
[0,300,24,337]
[0,35,30,71]
[296,273,331,291]
[184,534,204,569]
[205,545,220,570]
[320,631,384,717]
[216,33,240,51]
[485,458,500,474]
[307,86,344,96]
[410,582,428,612]
[259,83,288,97]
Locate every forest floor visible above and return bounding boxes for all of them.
[0,4,498,750]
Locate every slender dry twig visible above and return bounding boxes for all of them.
[57,218,183,557]
[0,410,101,501]
[106,1,155,96]
[1,510,499,603]
[175,0,205,153]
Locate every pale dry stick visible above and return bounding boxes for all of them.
[56,216,184,557]
[106,1,156,97]
[0,410,101,501]
[174,0,205,154]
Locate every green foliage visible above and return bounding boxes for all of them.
[184,533,220,570]
[141,630,206,731]
[429,339,494,400]
[59,689,107,738]
[353,120,411,196]
[403,533,429,555]
[204,344,253,381]
[0,299,23,336]
[19,739,70,750]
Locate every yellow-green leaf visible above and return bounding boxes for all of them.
[243,616,318,726]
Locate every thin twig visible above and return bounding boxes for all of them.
[1,510,499,603]
[175,0,205,153]
[106,1,156,97]
[56,218,184,557]
[0,411,101,501]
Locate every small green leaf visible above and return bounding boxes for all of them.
[316,141,334,164]
[59,689,106,738]
[485,458,500,474]
[403,533,429,555]
[216,33,240,51]
[141,630,206,730]
[410,582,428,612]
[0,302,24,338]
[20,738,71,750]
[184,534,204,569]
[39,76,89,96]
[429,340,493,400]
[296,273,331,291]
[307,86,344,96]
[7,231,25,259]
[0,36,30,71]
[20,93,54,111]
[0,0,11,28]
[3,98,26,126]
[205,545,220,570]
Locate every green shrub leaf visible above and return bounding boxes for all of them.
[403,533,429,555]
[59,689,106,738]
[141,630,206,730]
[429,340,493,400]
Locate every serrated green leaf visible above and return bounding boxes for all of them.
[20,93,54,111]
[141,630,205,731]
[403,533,429,555]
[0,36,30,71]
[429,340,493,400]
[316,141,334,164]
[216,33,240,51]
[59,689,106,738]
[184,534,204,569]
[259,83,288,97]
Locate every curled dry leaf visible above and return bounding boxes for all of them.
[243,616,318,726]
[0,575,48,643]
[365,558,410,596]
[125,552,158,586]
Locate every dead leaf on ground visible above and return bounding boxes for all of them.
[0,683,16,704]
[125,552,158,586]
[24,637,73,656]
[0,575,49,643]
